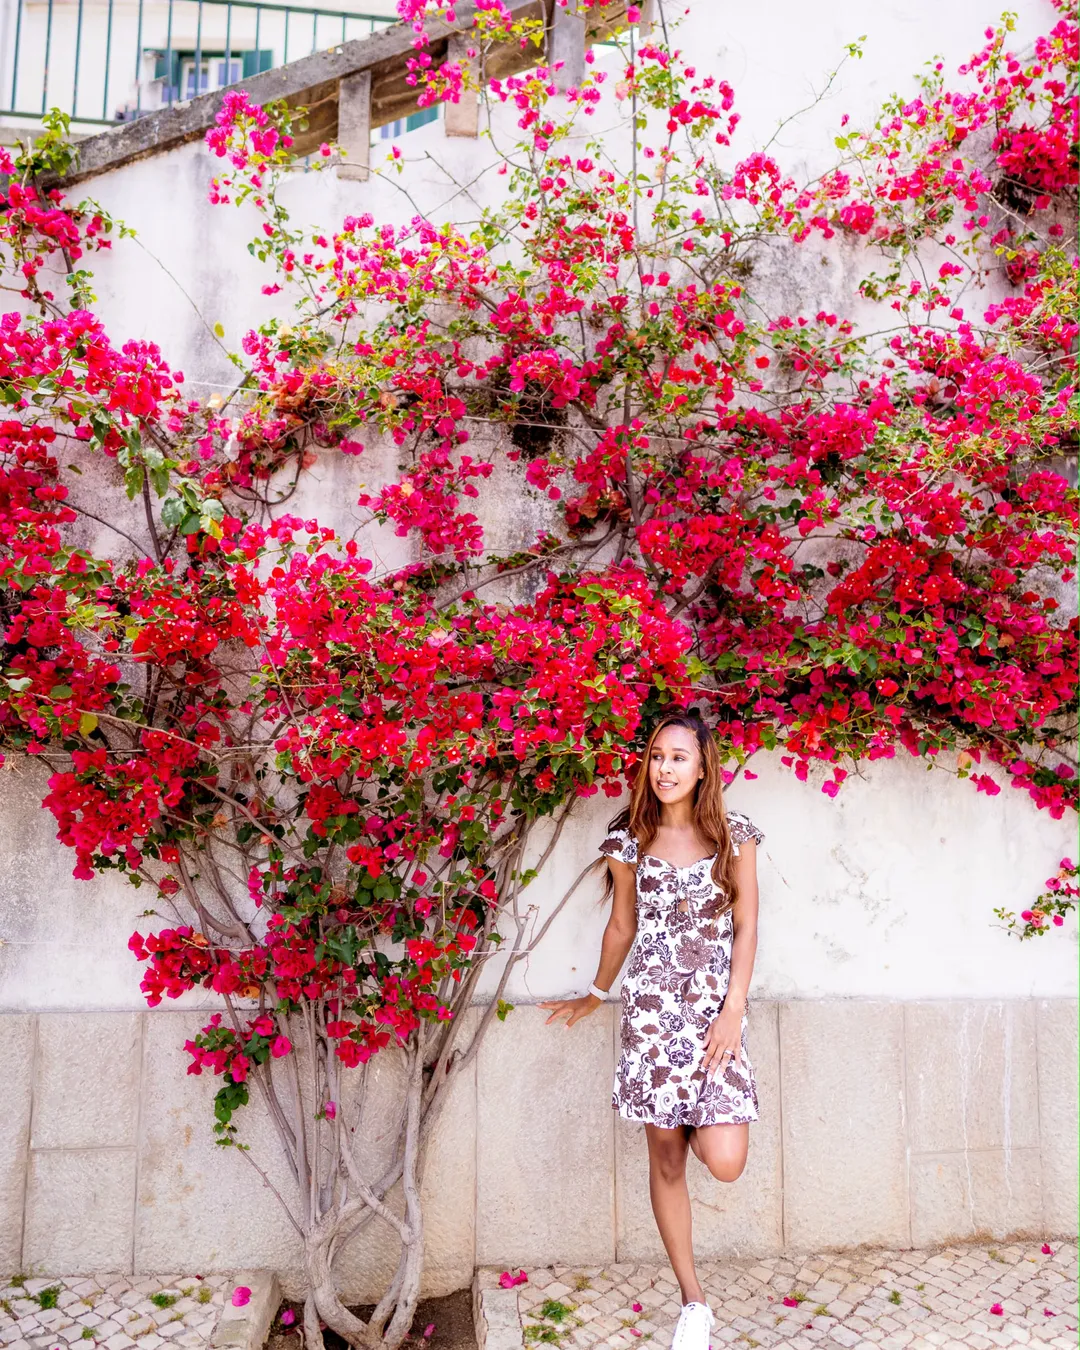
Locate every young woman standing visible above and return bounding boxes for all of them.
[539,710,764,1350]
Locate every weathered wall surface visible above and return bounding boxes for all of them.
[0,0,1075,1286]
[1,1000,1075,1292]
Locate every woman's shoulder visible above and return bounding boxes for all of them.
[726,809,765,849]
[599,825,638,865]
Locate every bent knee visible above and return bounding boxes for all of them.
[707,1157,747,1183]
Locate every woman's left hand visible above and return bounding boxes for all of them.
[702,1005,744,1080]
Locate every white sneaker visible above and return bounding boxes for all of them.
[670,1300,713,1350]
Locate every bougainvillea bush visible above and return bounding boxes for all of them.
[0,1,1076,1344]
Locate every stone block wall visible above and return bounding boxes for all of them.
[1,999,1074,1296]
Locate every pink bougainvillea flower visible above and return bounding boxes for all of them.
[989,1303,1004,1316]
[782,1297,799,1308]
[1044,1308,1057,1317]
[631,1303,642,1313]
[423,1324,435,1338]
[324,1101,337,1119]
[232,1287,252,1308]
[498,1270,528,1289]
[1042,1243,1054,1254]
[629,1330,641,1338]
[280,1311,296,1327]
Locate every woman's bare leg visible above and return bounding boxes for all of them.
[644,1123,705,1305]
[686,1122,749,1181]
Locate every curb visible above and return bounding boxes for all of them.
[212,1271,282,1350]
[472,1269,526,1350]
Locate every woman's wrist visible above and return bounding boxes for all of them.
[587,980,609,1001]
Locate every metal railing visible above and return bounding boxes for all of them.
[1,0,397,126]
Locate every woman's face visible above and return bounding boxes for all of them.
[648,724,703,809]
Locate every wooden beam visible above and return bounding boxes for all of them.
[50,0,629,188]
[444,34,480,139]
[337,70,372,180]
[549,2,586,93]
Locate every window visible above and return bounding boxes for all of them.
[149,49,272,106]
[181,57,243,99]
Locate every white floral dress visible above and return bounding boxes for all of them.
[599,811,765,1129]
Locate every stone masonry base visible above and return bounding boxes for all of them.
[1,1001,1075,1302]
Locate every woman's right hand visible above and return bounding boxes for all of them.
[539,993,601,1028]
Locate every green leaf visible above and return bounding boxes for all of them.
[50,685,74,700]
[213,322,225,338]
[161,497,187,528]
[79,712,99,736]
[123,463,144,499]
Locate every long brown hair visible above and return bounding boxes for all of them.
[596,708,740,919]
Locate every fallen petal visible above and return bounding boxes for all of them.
[232,1287,252,1308]
[989,1303,1004,1316]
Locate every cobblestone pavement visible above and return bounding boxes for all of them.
[0,1275,231,1350]
[515,1242,1078,1350]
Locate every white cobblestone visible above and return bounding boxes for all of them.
[0,1280,226,1350]
[511,1242,1078,1350]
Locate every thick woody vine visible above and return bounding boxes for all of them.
[0,2,1076,1346]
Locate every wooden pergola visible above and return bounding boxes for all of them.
[55,0,638,185]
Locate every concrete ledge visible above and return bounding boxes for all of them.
[473,1271,526,1350]
[211,1271,281,1350]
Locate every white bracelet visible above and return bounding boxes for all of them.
[587,981,609,1000]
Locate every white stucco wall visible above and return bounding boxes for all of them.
[0,0,1075,1015]
[1,744,1076,1013]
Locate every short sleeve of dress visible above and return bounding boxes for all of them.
[599,828,638,866]
[727,810,765,857]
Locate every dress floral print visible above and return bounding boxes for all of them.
[600,811,765,1129]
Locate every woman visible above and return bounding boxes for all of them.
[539,709,764,1350]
